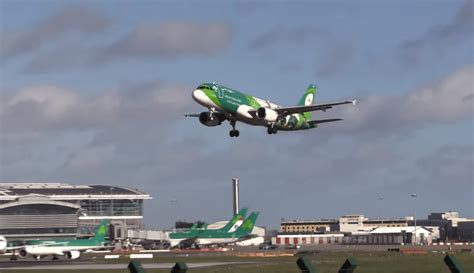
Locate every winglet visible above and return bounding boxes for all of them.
[352,100,357,105]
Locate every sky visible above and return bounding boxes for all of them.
[0,0,473,229]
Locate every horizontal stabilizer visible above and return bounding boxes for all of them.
[184,113,200,117]
[308,118,343,126]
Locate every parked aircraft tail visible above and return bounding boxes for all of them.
[220,208,248,233]
[92,219,108,242]
[235,212,259,236]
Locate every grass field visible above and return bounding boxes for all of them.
[1,251,473,273]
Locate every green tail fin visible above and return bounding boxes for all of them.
[298,84,316,120]
[93,219,108,242]
[236,212,259,236]
[220,208,248,232]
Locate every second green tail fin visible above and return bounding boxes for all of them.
[235,212,259,236]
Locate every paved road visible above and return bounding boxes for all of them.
[0,261,257,270]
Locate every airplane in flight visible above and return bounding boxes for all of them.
[16,219,109,260]
[186,83,356,137]
[168,208,249,248]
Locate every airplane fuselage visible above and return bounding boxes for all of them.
[0,236,6,254]
[20,239,104,259]
[192,83,313,131]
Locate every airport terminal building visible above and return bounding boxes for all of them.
[0,183,152,241]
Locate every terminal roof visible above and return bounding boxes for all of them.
[0,183,150,197]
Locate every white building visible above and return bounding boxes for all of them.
[370,226,440,244]
[273,233,345,246]
[339,215,368,233]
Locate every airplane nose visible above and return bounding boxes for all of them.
[192,89,205,103]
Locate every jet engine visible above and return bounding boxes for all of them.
[19,249,28,257]
[65,250,81,260]
[256,107,279,122]
[199,112,223,127]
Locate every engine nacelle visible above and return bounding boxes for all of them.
[19,249,28,257]
[256,107,279,122]
[65,250,81,260]
[199,112,222,127]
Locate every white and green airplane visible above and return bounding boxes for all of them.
[186,83,356,137]
[169,208,248,248]
[169,210,259,248]
[16,219,109,260]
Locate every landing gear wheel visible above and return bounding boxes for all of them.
[267,127,277,135]
[229,130,240,137]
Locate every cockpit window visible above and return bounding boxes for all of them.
[198,84,210,90]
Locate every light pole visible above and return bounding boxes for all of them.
[411,193,418,244]
[378,195,384,225]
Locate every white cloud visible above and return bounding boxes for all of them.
[402,65,474,122]
[0,82,193,144]
[323,65,474,137]
[95,22,233,62]
[398,0,474,66]
[1,4,111,59]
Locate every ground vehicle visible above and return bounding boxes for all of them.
[259,244,277,250]
[285,244,301,249]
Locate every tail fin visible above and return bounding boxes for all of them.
[297,84,316,120]
[236,212,259,236]
[220,208,248,233]
[92,219,108,242]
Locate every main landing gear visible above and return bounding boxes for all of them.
[229,120,240,137]
[229,130,240,137]
[267,127,277,135]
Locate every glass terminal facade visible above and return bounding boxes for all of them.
[73,199,144,217]
[0,183,152,241]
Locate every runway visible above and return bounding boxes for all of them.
[0,261,257,270]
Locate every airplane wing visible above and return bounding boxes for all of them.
[307,118,343,126]
[6,246,25,251]
[273,100,356,115]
